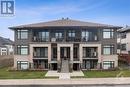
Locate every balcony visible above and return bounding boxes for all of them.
[33,55,48,59]
[33,37,49,42]
[66,37,81,42]
[83,55,98,59]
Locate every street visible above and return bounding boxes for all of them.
[0,85,130,87]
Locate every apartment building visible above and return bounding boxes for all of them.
[9,18,121,71]
[117,26,130,54]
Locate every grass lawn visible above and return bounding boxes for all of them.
[83,70,120,78]
[121,70,130,77]
[0,67,47,79]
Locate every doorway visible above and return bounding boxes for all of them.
[60,47,70,60]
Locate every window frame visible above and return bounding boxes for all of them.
[103,45,114,55]
[103,29,114,39]
[121,44,126,51]
[17,30,28,40]
[103,61,114,69]
[17,45,29,55]
[17,61,29,70]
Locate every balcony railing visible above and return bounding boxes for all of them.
[32,37,98,42]
[73,58,80,61]
[33,55,48,59]
[33,37,49,42]
[83,55,98,59]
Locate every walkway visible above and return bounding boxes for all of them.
[45,71,84,79]
[0,78,130,85]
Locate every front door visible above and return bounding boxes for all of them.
[60,47,70,60]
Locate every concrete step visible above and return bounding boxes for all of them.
[61,60,69,73]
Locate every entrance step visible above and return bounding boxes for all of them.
[61,60,69,73]
[59,73,70,79]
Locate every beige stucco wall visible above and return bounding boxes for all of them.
[102,55,118,67]
[14,55,30,68]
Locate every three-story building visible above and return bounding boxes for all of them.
[10,18,121,71]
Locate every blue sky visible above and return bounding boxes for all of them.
[0,0,130,40]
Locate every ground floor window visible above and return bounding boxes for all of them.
[103,61,114,69]
[17,61,29,70]
[33,60,48,69]
[82,60,98,69]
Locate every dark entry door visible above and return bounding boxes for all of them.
[60,47,70,59]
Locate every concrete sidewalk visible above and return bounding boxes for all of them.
[0,78,130,85]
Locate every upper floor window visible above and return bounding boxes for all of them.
[17,30,28,39]
[103,45,114,55]
[121,44,126,50]
[82,31,89,41]
[55,32,63,39]
[121,32,126,39]
[17,45,28,55]
[38,31,49,42]
[68,30,75,37]
[33,47,48,58]
[103,29,114,39]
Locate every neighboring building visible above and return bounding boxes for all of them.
[117,26,130,64]
[117,26,130,54]
[0,36,14,55]
[9,18,121,71]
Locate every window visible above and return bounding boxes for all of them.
[121,32,126,38]
[68,30,75,37]
[17,61,29,70]
[82,30,98,41]
[17,30,28,39]
[103,45,114,55]
[82,31,89,41]
[33,47,48,58]
[38,31,49,42]
[103,29,114,39]
[55,32,63,41]
[17,45,28,55]
[103,61,114,69]
[117,43,120,49]
[121,44,126,50]
[83,47,97,58]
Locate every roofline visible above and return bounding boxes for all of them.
[9,26,122,30]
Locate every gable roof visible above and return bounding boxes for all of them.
[9,19,122,29]
[0,36,14,46]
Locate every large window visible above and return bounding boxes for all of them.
[121,32,126,38]
[68,30,75,37]
[17,45,28,55]
[103,45,114,55]
[83,47,97,58]
[103,61,114,69]
[103,29,114,39]
[82,30,97,41]
[17,30,28,39]
[55,32,63,41]
[82,31,89,41]
[17,61,29,70]
[38,31,49,42]
[33,47,48,58]
[121,44,126,50]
